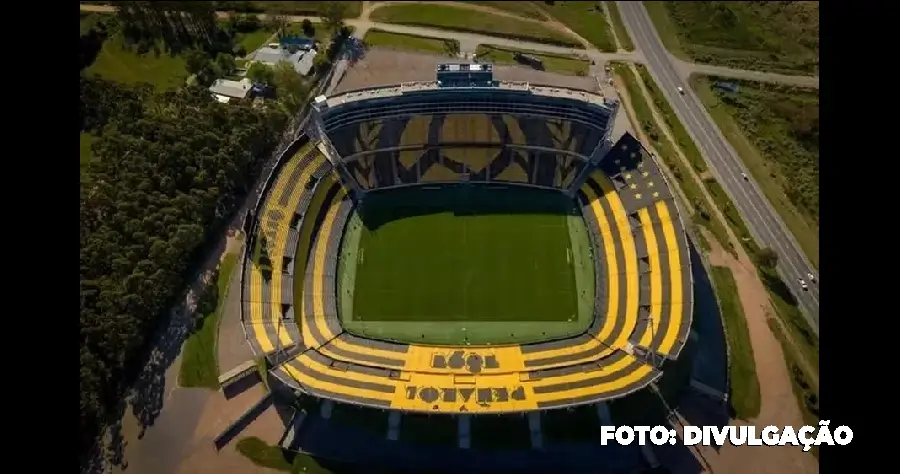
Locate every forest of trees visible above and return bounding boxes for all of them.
[79,76,286,465]
[79,1,355,467]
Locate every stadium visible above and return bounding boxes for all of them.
[239,63,693,452]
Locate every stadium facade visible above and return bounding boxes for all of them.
[240,63,694,417]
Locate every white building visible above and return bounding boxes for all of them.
[208,77,252,103]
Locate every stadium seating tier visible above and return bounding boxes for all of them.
[241,125,692,414]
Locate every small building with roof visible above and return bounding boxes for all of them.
[208,77,253,103]
[252,44,318,76]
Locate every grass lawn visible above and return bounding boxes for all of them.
[644,1,818,74]
[759,267,819,374]
[766,318,819,458]
[643,1,688,60]
[474,45,589,76]
[179,252,240,388]
[340,186,590,345]
[691,75,819,269]
[369,4,582,48]
[604,1,634,51]
[709,266,760,420]
[235,28,276,55]
[215,1,363,18]
[610,62,732,254]
[468,1,548,19]
[80,132,98,170]
[363,29,459,56]
[85,34,188,90]
[540,1,617,52]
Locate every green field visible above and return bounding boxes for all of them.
[369,3,582,48]
[338,185,595,345]
[84,34,189,90]
[364,29,460,56]
[474,45,589,76]
[644,1,818,74]
[691,75,819,268]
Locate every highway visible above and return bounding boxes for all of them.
[616,2,819,331]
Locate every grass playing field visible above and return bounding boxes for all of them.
[338,185,595,345]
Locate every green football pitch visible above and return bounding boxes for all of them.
[337,185,596,345]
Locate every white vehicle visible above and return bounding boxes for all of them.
[807,272,816,283]
[741,172,748,180]
[676,86,684,94]
[798,278,808,291]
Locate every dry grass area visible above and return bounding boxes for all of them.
[334,48,597,94]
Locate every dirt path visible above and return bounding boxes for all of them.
[701,236,817,474]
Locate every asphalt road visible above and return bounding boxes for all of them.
[616,2,819,331]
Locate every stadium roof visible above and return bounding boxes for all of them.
[321,81,615,110]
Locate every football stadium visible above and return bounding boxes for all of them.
[239,63,693,449]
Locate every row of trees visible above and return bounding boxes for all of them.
[79,1,354,467]
[79,77,287,465]
[115,1,220,52]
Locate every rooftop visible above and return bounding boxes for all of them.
[208,77,252,99]
[252,45,319,76]
[322,80,615,110]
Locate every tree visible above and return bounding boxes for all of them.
[247,63,275,84]
[267,14,289,39]
[215,52,236,76]
[319,1,348,38]
[272,62,310,115]
[755,247,779,271]
[185,47,211,75]
[312,53,331,74]
[79,78,286,468]
[301,18,314,37]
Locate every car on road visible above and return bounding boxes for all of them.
[676,86,684,94]
[807,273,816,283]
[741,172,748,181]
[798,278,808,291]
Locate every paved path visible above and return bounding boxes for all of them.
[617,1,819,331]
[79,3,818,87]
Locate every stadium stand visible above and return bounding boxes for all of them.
[320,82,609,191]
[240,71,692,416]
[242,138,331,359]
[597,134,692,359]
